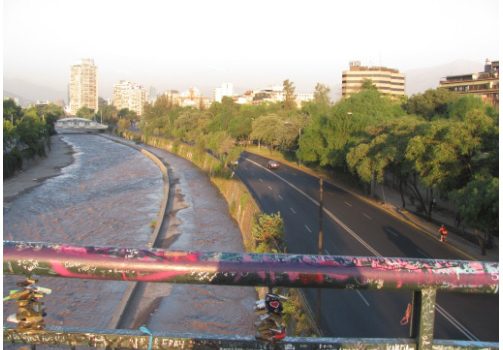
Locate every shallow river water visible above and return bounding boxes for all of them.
[3,134,162,328]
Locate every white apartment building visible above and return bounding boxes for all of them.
[112,80,147,116]
[214,83,234,103]
[69,59,98,115]
[342,61,405,98]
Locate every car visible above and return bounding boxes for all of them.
[267,160,280,170]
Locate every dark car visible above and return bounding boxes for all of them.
[267,160,280,169]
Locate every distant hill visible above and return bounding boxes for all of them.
[3,78,66,106]
[404,60,483,96]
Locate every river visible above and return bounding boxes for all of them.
[3,134,256,337]
[4,134,162,328]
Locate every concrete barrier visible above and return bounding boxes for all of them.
[99,134,170,329]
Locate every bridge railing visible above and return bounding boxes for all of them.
[3,241,499,350]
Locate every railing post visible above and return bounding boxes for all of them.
[410,288,437,350]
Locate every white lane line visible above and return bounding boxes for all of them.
[290,207,296,214]
[305,225,312,233]
[363,213,372,220]
[268,186,273,190]
[278,194,283,200]
[437,304,479,341]
[245,156,478,340]
[356,290,370,307]
[259,178,263,183]
[244,157,381,256]
[344,201,353,207]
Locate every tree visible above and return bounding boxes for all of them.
[346,117,425,203]
[76,106,95,119]
[252,212,284,253]
[16,111,48,157]
[298,86,404,168]
[313,83,331,106]
[34,103,64,135]
[404,88,458,120]
[283,79,297,111]
[3,98,23,124]
[450,175,498,254]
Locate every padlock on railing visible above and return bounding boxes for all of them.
[254,293,287,342]
[4,278,51,330]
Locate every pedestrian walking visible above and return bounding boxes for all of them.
[439,224,448,242]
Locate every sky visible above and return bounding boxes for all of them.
[2,0,500,98]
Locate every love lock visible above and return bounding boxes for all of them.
[254,293,288,342]
[4,277,51,330]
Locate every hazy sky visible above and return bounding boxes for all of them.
[3,0,500,97]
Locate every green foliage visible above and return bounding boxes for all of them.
[404,88,457,120]
[16,112,48,157]
[283,79,297,111]
[3,98,23,123]
[76,106,95,119]
[313,83,331,106]
[3,148,23,178]
[450,174,498,234]
[251,212,284,253]
[299,87,404,168]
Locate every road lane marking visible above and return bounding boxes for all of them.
[344,201,353,207]
[259,178,263,183]
[244,157,381,256]
[290,207,296,214]
[278,194,283,200]
[437,304,478,341]
[244,156,478,340]
[363,213,372,220]
[268,186,273,190]
[356,290,370,307]
[305,225,312,233]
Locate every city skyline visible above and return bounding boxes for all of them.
[3,0,500,101]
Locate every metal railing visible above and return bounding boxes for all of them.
[3,241,499,350]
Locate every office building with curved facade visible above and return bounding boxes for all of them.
[342,61,405,98]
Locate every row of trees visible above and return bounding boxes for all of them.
[3,99,64,178]
[139,80,498,245]
[76,99,139,132]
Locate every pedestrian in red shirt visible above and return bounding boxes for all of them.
[439,225,448,242]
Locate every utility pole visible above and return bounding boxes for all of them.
[316,177,324,331]
[318,178,324,253]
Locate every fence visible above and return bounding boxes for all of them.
[3,241,499,350]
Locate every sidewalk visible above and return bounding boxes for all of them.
[245,147,499,262]
[373,183,498,262]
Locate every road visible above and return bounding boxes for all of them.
[236,151,498,341]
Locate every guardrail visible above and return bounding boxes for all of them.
[3,241,499,350]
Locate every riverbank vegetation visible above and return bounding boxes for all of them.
[3,99,63,178]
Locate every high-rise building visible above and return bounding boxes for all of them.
[112,80,147,116]
[341,61,405,98]
[214,83,234,103]
[69,59,98,115]
[439,59,499,107]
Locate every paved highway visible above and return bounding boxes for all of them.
[236,152,498,341]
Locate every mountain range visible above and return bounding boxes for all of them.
[3,60,486,106]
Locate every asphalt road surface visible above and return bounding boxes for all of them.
[236,151,498,341]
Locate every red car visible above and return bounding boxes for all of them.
[267,160,280,169]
